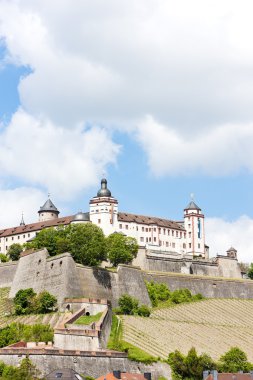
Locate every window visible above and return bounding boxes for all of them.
[51,213,54,216]
[189,232,191,238]
[5,246,7,250]
[23,235,25,238]
[146,237,148,242]
[140,237,144,242]
[125,225,128,230]
[168,230,170,235]
[149,228,151,232]
[180,232,182,238]
[172,230,174,236]
[176,231,178,237]
[98,219,101,224]
[146,228,148,232]
[5,238,8,242]
[154,237,156,242]
[184,232,186,238]
[28,233,30,237]
[172,243,175,248]
[142,227,144,232]
[18,236,20,240]
[189,243,191,248]
[12,237,14,240]
[198,243,201,249]
[163,228,166,235]
[166,242,168,247]
[149,237,151,242]
[183,243,186,249]
[154,228,156,232]
[119,224,122,229]
[158,228,161,234]
[136,226,138,231]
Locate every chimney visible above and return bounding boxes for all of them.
[210,370,218,380]
[144,373,151,380]
[113,371,121,379]
[203,370,209,380]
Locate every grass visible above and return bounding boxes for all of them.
[107,314,158,364]
[74,312,102,325]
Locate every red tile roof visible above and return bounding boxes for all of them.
[96,373,147,380]
[118,212,185,230]
[0,215,74,237]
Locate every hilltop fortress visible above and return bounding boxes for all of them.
[0,178,242,278]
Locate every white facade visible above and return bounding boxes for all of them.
[0,179,206,257]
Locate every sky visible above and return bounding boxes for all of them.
[0,0,253,261]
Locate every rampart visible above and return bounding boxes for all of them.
[1,248,253,306]
[0,349,171,379]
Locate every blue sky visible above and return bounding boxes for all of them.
[0,1,253,261]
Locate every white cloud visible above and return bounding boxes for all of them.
[0,187,45,228]
[206,216,253,263]
[0,109,120,199]
[136,116,253,176]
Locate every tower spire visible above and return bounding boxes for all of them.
[20,212,25,226]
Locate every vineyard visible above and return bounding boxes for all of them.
[122,298,253,361]
[0,288,69,329]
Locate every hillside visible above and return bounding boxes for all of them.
[122,298,253,361]
[0,288,69,329]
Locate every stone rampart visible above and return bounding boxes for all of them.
[0,350,171,379]
[0,262,17,287]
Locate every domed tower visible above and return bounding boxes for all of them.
[71,211,90,224]
[184,198,205,257]
[89,178,118,235]
[38,197,59,222]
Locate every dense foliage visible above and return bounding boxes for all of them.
[0,323,53,348]
[0,358,42,380]
[168,347,215,380]
[0,254,8,263]
[168,347,253,379]
[145,281,203,307]
[7,243,23,261]
[106,233,138,266]
[25,224,106,266]
[14,289,57,315]
[247,263,253,279]
[117,294,151,317]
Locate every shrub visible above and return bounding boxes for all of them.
[14,288,57,315]
[170,288,192,304]
[7,243,23,261]
[137,305,151,317]
[0,254,9,263]
[145,281,171,307]
[118,294,139,315]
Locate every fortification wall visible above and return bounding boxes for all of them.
[144,271,253,299]
[0,262,17,287]
[9,249,83,304]
[0,352,171,379]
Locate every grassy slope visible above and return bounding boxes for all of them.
[122,298,253,361]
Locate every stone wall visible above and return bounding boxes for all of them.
[9,249,83,304]
[144,271,253,299]
[0,262,17,287]
[0,351,171,379]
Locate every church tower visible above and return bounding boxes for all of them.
[184,199,205,257]
[89,178,118,235]
[38,197,59,222]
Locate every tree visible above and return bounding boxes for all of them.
[33,291,57,314]
[118,294,139,315]
[106,233,138,267]
[0,254,9,263]
[14,288,36,315]
[247,263,253,279]
[24,227,61,256]
[7,243,23,261]
[217,347,253,373]
[65,223,106,266]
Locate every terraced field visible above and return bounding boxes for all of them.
[122,299,253,361]
[0,288,70,328]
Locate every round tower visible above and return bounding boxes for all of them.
[38,197,59,222]
[184,199,205,257]
[71,211,90,224]
[89,178,118,235]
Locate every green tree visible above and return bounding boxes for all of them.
[168,347,215,380]
[7,243,23,261]
[24,227,60,256]
[65,223,106,266]
[118,294,139,315]
[217,347,253,373]
[33,291,57,314]
[247,263,253,279]
[0,254,9,263]
[106,233,138,267]
[14,289,36,315]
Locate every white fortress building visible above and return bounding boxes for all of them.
[0,178,207,259]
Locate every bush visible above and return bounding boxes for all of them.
[137,305,151,317]
[0,323,53,348]
[118,294,139,315]
[171,288,192,304]
[145,281,171,307]
[7,244,23,261]
[14,288,57,315]
[0,254,9,263]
